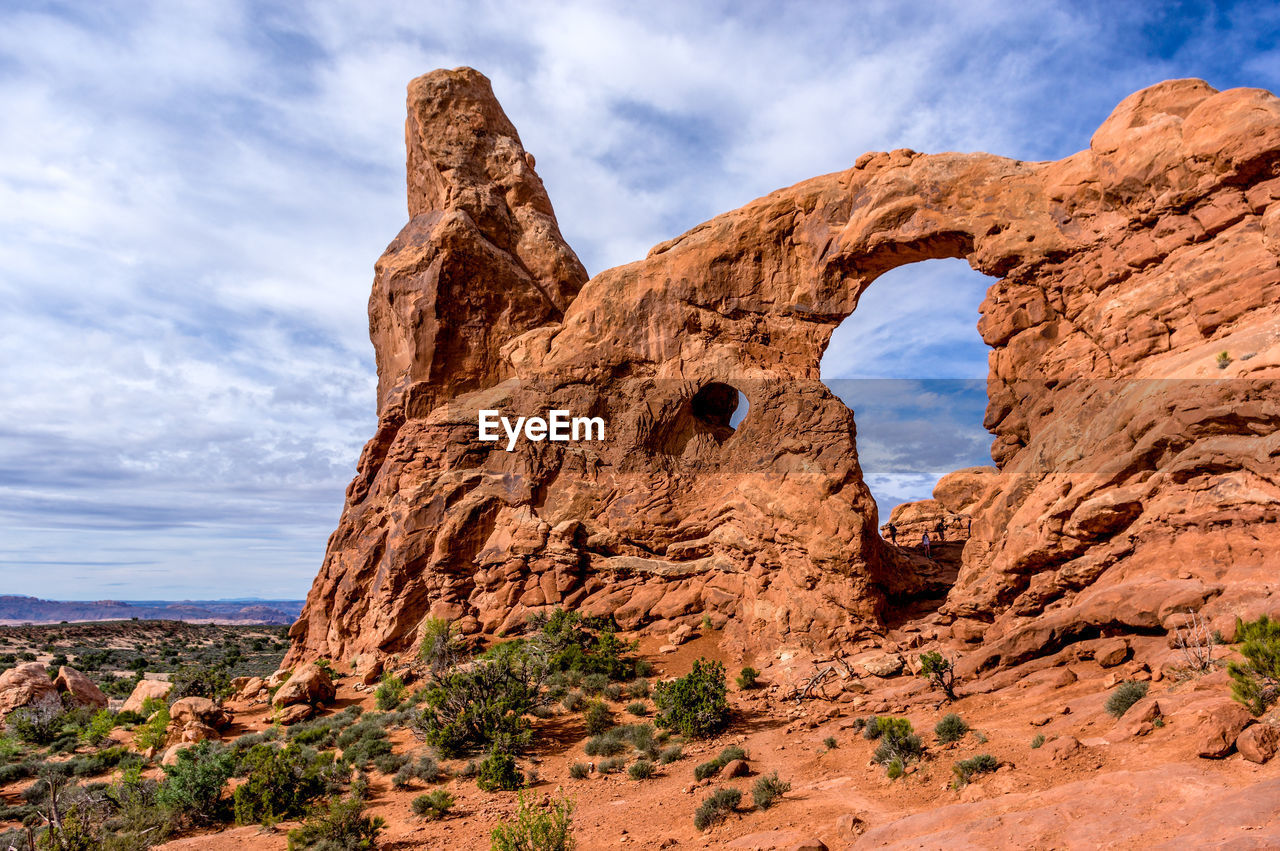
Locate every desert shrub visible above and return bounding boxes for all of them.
[168,665,231,703]
[693,787,741,831]
[1104,680,1149,718]
[822,736,837,750]
[693,745,746,781]
[934,713,969,744]
[918,651,958,700]
[374,672,405,711]
[657,745,683,764]
[101,762,172,848]
[625,701,650,717]
[412,644,543,757]
[871,718,922,775]
[569,762,589,779]
[752,772,790,810]
[77,709,116,748]
[418,617,466,673]
[232,743,325,827]
[9,704,65,745]
[476,750,523,792]
[1031,734,1045,748]
[157,740,234,825]
[335,717,392,769]
[561,690,585,712]
[287,795,384,850]
[736,667,760,690]
[66,745,138,778]
[628,759,655,780]
[597,756,626,774]
[413,754,443,783]
[373,752,409,775]
[1229,615,1280,715]
[411,788,454,821]
[528,609,637,681]
[625,679,650,699]
[582,700,613,736]
[580,673,609,695]
[132,703,169,752]
[952,753,998,788]
[862,716,883,740]
[490,791,574,851]
[635,660,654,678]
[584,729,627,757]
[653,659,728,739]
[603,683,622,701]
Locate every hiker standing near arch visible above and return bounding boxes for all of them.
[887,522,898,546]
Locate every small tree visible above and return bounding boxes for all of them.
[1229,615,1280,716]
[157,741,234,826]
[918,651,958,700]
[490,791,574,851]
[653,659,728,739]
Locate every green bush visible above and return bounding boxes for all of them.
[952,753,998,788]
[412,648,539,757]
[693,745,746,781]
[569,762,589,779]
[132,703,170,752]
[653,659,728,739]
[1104,680,1149,718]
[1229,615,1280,715]
[583,700,613,736]
[562,690,584,712]
[752,772,790,810]
[232,743,325,827]
[584,729,627,757]
[918,651,958,700]
[822,736,837,750]
[580,673,609,695]
[411,788,454,821]
[597,756,625,774]
[625,679,651,699]
[9,704,65,745]
[375,672,406,711]
[871,718,922,776]
[657,745,683,765]
[528,609,637,681]
[476,750,523,792]
[693,787,741,831]
[626,701,650,717]
[287,795,384,850]
[490,791,574,851]
[862,716,882,740]
[934,713,969,744]
[157,740,234,825]
[1031,734,1045,749]
[736,667,760,689]
[168,665,231,703]
[628,759,655,780]
[78,708,115,747]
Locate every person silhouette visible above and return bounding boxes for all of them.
[921,531,931,558]
[887,522,898,545]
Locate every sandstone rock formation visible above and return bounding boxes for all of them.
[287,70,1280,672]
[121,678,172,714]
[272,665,335,710]
[54,666,108,710]
[0,662,59,718]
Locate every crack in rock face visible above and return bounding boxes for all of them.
[285,69,1280,671]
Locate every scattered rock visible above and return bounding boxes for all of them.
[54,666,108,710]
[0,662,58,718]
[161,743,194,766]
[1236,723,1280,764]
[272,666,335,709]
[122,679,172,715]
[1193,700,1253,758]
[275,703,315,725]
[667,623,695,646]
[170,697,231,730]
[860,653,905,678]
[721,759,750,778]
[1095,638,1129,668]
[1040,736,1082,762]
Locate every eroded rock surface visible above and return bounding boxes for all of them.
[287,70,1280,670]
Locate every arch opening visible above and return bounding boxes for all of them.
[819,257,995,571]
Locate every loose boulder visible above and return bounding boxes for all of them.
[271,665,335,709]
[1236,723,1280,764]
[169,697,230,731]
[1193,700,1254,758]
[0,663,58,718]
[122,679,172,715]
[54,666,108,709]
[860,653,905,678]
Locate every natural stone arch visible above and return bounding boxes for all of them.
[287,70,1280,674]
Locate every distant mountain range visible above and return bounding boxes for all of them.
[0,596,304,625]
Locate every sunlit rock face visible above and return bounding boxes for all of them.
[286,70,1280,670]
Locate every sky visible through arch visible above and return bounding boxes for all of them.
[1,1,1278,598]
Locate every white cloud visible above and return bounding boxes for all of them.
[0,0,1276,597]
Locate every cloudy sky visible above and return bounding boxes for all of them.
[2,1,1277,599]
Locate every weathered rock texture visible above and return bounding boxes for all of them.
[287,70,1280,669]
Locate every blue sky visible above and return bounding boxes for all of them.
[1,1,1277,598]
